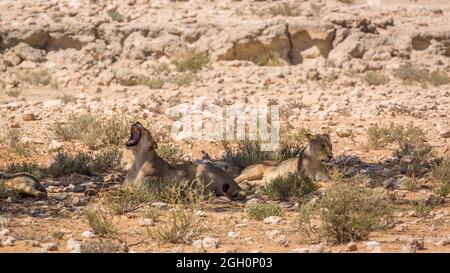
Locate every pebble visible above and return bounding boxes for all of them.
[227,231,240,239]
[309,244,325,253]
[0,228,10,236]
[274,235,289,247]
[345,242,358,252]
[265,230,281,240]
[139,218,155,227]
[364,241,381,249]
[41,242,59,251]
[291,248,309,253]
[192,237,220,250]
[81,230,95,238]
[263,216,283,225]
[66,238,81,253]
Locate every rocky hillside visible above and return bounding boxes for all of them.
[1,0,449,89]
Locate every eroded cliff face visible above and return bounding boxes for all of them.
[0,0,449,88]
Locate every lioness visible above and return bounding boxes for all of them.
[234,133,333,184]
[124,122,244,199]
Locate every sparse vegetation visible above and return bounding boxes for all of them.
[222,140,274,176]
[367,123,432,177]
[394,65,449,86]
[363,71,390,86]
[53,114,129,149]
[222,127,308,176]
[51,231,65,240]
[2,128,31,156]
[268,2,300,17]
[157,144,184,163]
[149,207,207,244]
[143,207,161,221]
[297,177,393,244]
[245,203,284,221]
[367,122,426,149]
[263,173,315,201]
[140,77,165,89]
[107,9,124,22]
[0,213,12,229]
[47,151,92,177]
[147,178,212,205]
[46,148,122,177]
[431,157,450,197]
[428,70,450,86]
[403,176,418,191]
[5,89,21,98]
[16,69,53,86]
[58,94,77,104]
[411,201,431,218]
[103,184,154,215]
[255,51,282,66]
[80,239,122,253]
[172,72,196,86]
[6,162,44,178]
[173,51,209,73]
[84,204,116,237]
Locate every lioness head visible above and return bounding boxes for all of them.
[3,180,13,189]
[125,122,158,151]
[306,133,333,163]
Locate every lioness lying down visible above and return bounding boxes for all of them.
[234,133,333,185]
[124,122,245,199]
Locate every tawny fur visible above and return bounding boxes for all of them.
[234,134,333,185]
[1,172,47,198]
[124,122,245,199]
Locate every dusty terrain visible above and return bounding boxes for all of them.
[0,0,450,253]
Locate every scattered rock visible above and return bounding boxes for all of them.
[291,248,309,253]
[151,202,167,208]
[41,242,59,251]
[263,216,283,225]
[139,218,155,227]
[0,228,10,236]
[67,238,81,253]
[23,113,37,121]
[345,242,358,252]
[81,230,95,238]
[411,238,425,250]
[309,244,325,253]
[265,230,281,240]
[274,235,289,247]
[425,195,444,206]
[227,231,240,239]
[1,236,16,247]
[364,241,381,249]
[192,236,220,250]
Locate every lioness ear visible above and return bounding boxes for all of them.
[306,133,314,142]
[323,133,331,142]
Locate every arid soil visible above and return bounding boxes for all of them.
[0,0,449,253]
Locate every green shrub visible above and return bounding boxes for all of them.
[245,203,284,221]
[6,162,44,178]
[53,114,129,149]
[84,205,116,237]
[363,71,390,86]
[431,157,450,197]
[297,180,393,244]
[263,173,315,201]
[157,144,184,163]
[149,207,207,244]
[173,52,209,73]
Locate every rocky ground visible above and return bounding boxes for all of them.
[0,0,450,253]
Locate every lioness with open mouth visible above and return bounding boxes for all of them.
[124,122,245,199]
